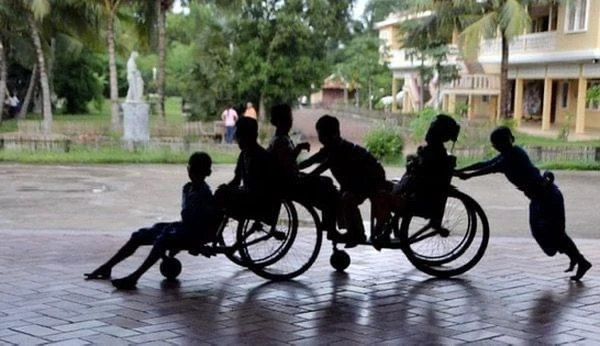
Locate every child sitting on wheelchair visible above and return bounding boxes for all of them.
[84,152,221,290]
[371,114,461,247]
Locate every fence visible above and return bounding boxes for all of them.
[454,145,600,162]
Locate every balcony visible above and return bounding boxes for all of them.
[479,32,557,57]
[443,74,500,95]
[387,44,461,71]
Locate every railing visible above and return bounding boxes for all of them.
[479,32,556,56]
[443,74,500,93]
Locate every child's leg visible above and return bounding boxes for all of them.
[112,224,180,289]
[85,223,166,279]
[557,233,592,281]
[340,191,366,248]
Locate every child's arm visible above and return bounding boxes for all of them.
[227,155,243,187]
[455,157,501,180]
[298,149,325,170]
[293,142,310,159]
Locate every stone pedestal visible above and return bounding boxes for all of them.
[122,102,150,144]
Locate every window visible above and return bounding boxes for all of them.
[586,80,600,110]
[565,0,588,32]
[561,82,569,108]
[482,95,489,104]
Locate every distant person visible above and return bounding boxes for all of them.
[215,117,283,225]
[221,104,238,144]
[298,115,387,248]
[268,104,338,236]
[243,102,257,119]
[4,90,19,118]
[84,152,222,290]
[455,126,592,281]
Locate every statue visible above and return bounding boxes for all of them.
[126,51,144,102]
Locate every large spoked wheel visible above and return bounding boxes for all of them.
[237,200,297,269]
[216,216,247,266]
[399,189,489,278]
[243,201,323,281]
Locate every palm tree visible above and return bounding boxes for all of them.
[409,0,566,119]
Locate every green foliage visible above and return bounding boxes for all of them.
[557,113,574,142]
[364,124,404,163]
[408,107,438,142]
[586,84,600,104]
[53,50,105,114]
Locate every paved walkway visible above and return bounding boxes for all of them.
[0,230,597,345]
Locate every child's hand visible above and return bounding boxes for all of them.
[297,142,310,152]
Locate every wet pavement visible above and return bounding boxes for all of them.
[0,163,598,345]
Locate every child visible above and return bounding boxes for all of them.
[455,126,592,281]
[84,152,221,290]
[373,114,460,247]
[298,115,387,248]
[267,104,339,235]
[215,117,283,224]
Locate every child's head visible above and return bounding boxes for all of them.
[425,114,460,144]
[187,151,212,182]
[270,103,293,133]
[315,114,340,147]
[490,126,515,152]
[235,116,258,150]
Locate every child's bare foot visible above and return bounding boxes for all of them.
[570,259,591,281]
[565,260,576,273]
[84,266,111,280]
[112,276,137,290]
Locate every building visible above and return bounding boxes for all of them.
[376,0,600,134]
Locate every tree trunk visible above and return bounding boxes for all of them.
[0,39,6,123]
[107,10,120,129]
[499,33,510,119]
[157,0,166,120]
[258,94,265,121]
[18,64,37,119]
[28,15,52,134]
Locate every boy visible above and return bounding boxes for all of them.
[268,104,338,235]
[455,126,592,281]
[215,117,283,224]
[298,115,387,248]
[84,152,221,290]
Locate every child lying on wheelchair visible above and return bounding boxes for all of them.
[371,114,461,248]
[85,152,222,290]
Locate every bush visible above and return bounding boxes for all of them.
[364,124,404,163]
[408,107,439,142]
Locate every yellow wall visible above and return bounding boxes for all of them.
[379,25,401,50]
[554,2,600,52]
[585,111,600,128]
[471,95,497,120]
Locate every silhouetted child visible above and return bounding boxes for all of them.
[374,114,460,247]
[268,104,339,234]
[84,152,221,290]
[215,117,283,224]
[298,115,387,248]
[455,126,591,281]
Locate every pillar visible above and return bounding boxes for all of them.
[575,76,587,134]
[513,78,524,125]
[391,78,398,113]
[542,77,552,130]
[467,94,474,121]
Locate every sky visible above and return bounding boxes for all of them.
[173,0,369,20]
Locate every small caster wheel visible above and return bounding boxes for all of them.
[160,257,182,280]
[330,250,350,272]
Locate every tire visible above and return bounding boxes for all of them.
[330,250,350,272]
[244,200,323,281]
[216,216,247,267]
[400,190,489,278]
[160,257,182,280]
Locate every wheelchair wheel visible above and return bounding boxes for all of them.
[330,249,350,272]
[216,216,247,267]
[242,201,323,281]
[399,190,489,278]
[160,257,182,280]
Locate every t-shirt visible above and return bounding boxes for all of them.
[222,108,238,126]
[267,134,298,181]
[234,143,283,197]
[243,107,257,119]
[311,139,385,194]
[180,181,220,234]
[484,146,544,197]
